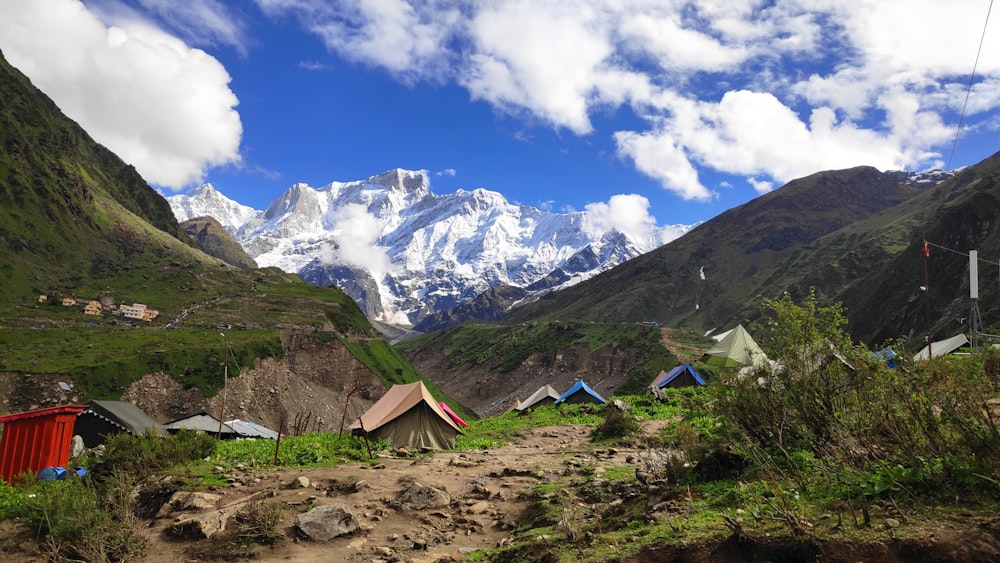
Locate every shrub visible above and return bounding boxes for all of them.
[212,499,285,558]
[11,473,146,563]
[92,429,216,481]
[591,408,640,441]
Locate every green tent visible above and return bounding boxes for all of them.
[702,324,768,368]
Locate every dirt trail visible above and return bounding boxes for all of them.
[124,424,624,563]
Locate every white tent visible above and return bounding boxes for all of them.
[515,385,561,411]
[913,333,970,361]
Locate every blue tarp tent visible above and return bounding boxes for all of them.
[649,364,706,390]
[555,380,606,405]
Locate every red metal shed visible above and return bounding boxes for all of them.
[0,404,85,482]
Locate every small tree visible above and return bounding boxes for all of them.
[719,289,860,454]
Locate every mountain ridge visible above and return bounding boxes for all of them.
[168,170,693,332]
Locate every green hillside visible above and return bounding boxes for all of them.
[0,49,420,401]
[505,159,1000,349]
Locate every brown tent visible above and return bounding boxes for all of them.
[350,381,462,450]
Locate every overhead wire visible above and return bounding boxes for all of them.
[925,240,1000,265]
[947,0,995,169]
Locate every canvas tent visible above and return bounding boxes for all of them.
[702,324,768,368]
[650,364,706,391]
[438,402,469,428]
[73,400,162,448]
[555,380,606,405]
[913,333,970,361]
[350,381,462,450]
[515,385,562,412]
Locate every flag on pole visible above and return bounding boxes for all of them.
[924,241,929,257]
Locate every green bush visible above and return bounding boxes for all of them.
[591,409,640,441]
[716,289,1000,499]
[9,473,146,563]
[213,432,388,467]
[93,429,216,480]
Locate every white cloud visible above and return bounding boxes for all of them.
[257,0,460,83]
[7,0,999,205]
[582,193,658,243]
[92,0,251,54]
[747,177,773,194]
[323,203,395,272]
[0,0,242,190]
[435,168,456,177]
[253,0,1000,201]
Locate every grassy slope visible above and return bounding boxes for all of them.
[503,157,1000,350]
[504,167,918,333]
[0,51,425,402]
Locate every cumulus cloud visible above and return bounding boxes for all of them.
[322,203,395,272]
[254,0,1000,201]
[582,193,657,242]
[0,0,242,190]
[748,177,774,194]
[5,0,998,205]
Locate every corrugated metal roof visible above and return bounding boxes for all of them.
[85,400,162,436]
[225,419,279,439]
[163,412,236,435]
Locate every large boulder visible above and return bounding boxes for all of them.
[399,482,450,510]
[295,504,359,541]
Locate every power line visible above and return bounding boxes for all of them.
[947,0,994,169]
[925,240,1000,265]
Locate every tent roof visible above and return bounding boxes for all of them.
[225,419,279,439]
[650,364,706,389]
[84,400,162,436]
[163,412,236,435]
[913,333,970,361]
[438,402,469,428]
[703,324,768,367]
[555,380,606,404]
[516,385,562,411]
[710,328,734,342]
[351,381,462,434]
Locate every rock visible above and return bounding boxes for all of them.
[169,510,233,539]
[467,501,490,514]
[295,504,359,541]
[399,482,450,510]
[70,435,84,458]
[885,518,901,529]
[156,491,222,518]
[286,476,312,489]
[373,545,394,556]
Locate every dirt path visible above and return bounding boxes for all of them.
[137,423,627,563]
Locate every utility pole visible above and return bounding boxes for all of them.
[217,332,229,439]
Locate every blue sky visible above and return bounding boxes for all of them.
[1,0,999,228]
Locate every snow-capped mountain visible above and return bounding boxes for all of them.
[168,169,690,330]
[167,183,260,236]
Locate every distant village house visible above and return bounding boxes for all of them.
[61,297,78,307]
[83,300,102,316]
[120,303,159,322]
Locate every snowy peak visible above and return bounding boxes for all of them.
[166,183,259,235]
[168,169,690,331]
[369,168,429,194]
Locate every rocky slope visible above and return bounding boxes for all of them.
[120,329,389,430]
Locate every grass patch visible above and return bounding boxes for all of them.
[456,403,603,450]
